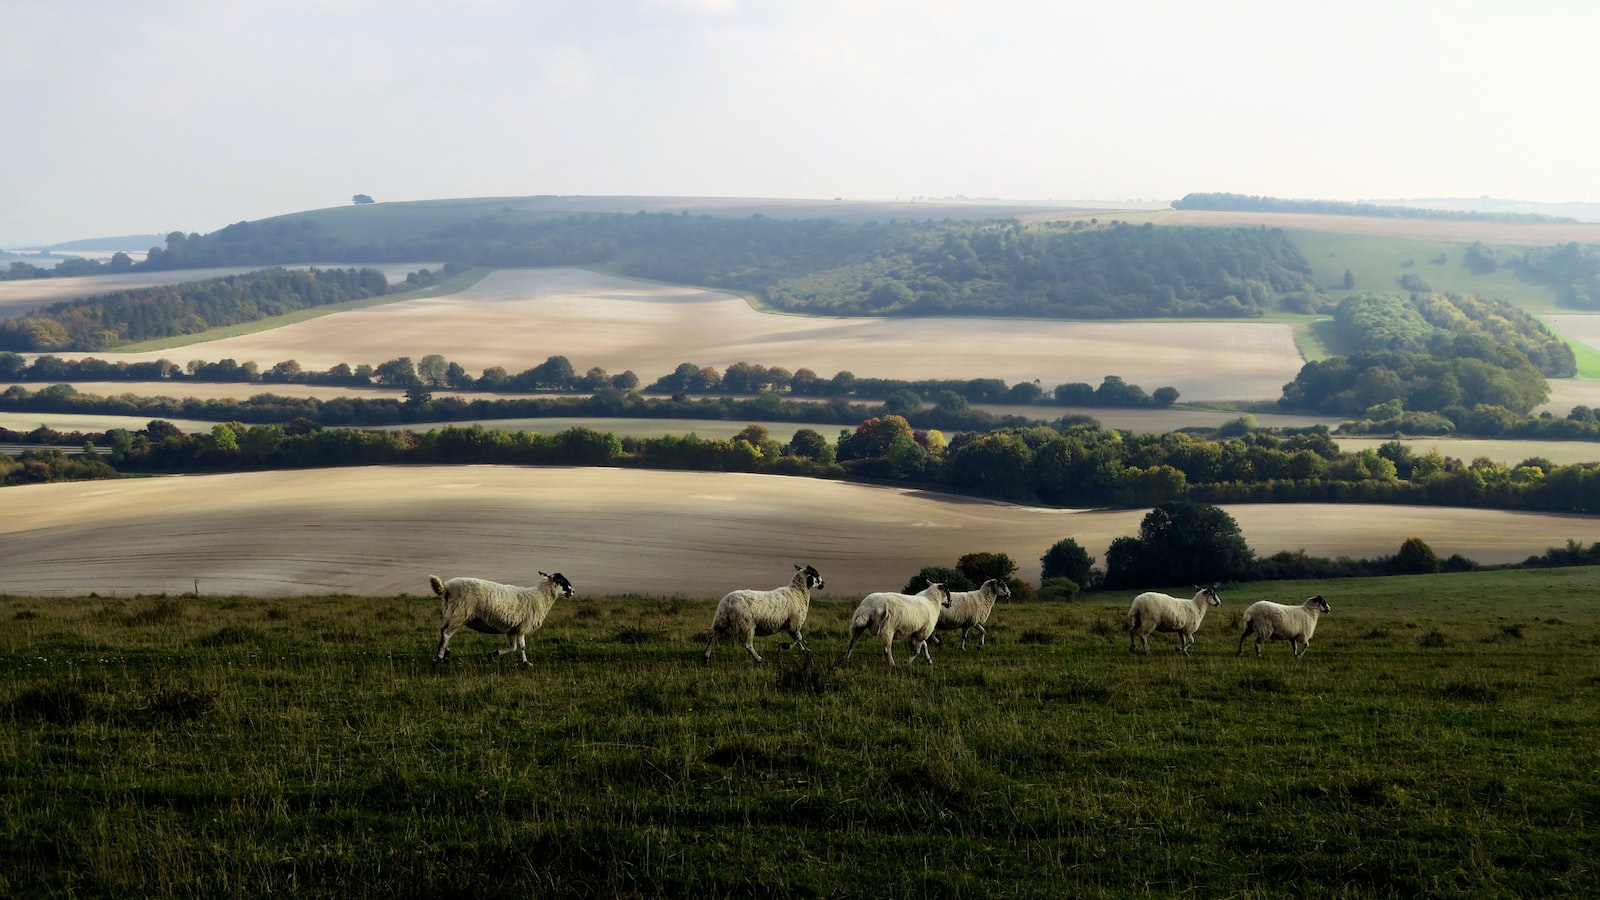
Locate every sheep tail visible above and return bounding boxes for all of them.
[429,575,446,596]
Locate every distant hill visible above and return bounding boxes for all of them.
[1372,197,1600,224]
[1173,192,1579,224]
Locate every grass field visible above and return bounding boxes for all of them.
[3,567,1597,896]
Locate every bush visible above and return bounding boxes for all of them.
[1037,577,1081,602]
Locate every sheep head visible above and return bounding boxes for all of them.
[794,564,824,590]
[990,579,1013,601]
[1196,586,1221,607]
[540,571,575,598]
[923,582,950,607]
[1307,595,1330,614]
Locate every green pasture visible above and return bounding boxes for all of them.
[252,197,581,245]
[3,567,1598,896]
[1288,231,1562,313]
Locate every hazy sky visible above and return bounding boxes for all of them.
[4,0,1596,246]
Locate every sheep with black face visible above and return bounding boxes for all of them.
[428,571,574,666]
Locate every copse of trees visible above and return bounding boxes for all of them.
[1331,291,1573,378]
[1280,340,1549,418]
[1516,241,1600,308]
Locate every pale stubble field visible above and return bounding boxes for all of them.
[7,266,1600,597]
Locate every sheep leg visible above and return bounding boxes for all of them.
[1236,627,1251,657]
[702,630,720,664]
[1293,639,1307,658]
[881,634,896,666]
[845,626,865,661]
[741,626,763,664]
[486,634,531,666]
[915,638,934,665]
[435,626,455,663]
[487,634,523,663]
[975,623,987,650]
[960,628,971,652]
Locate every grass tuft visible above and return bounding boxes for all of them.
[123,597,187,627]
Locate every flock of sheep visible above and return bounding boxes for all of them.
[424,566,1331,668]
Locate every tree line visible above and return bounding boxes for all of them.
[12,407,1600,518]
[1171,192,1576,224]
[0,267,409,352]
[0,350,1179,416]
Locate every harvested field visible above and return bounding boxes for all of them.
[4,466,1594,598]
[1336,436,1600,467]
[78,268,1306,403]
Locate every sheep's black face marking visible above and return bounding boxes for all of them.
[799,565,823,590]
[549,573,575,598]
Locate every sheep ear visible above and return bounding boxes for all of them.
[539,571,549,577]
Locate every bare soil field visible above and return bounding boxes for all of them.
[1141,209,1600,246]
[57,268,1305,403]
[3,466,1592,599]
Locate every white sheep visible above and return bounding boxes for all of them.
[1126,585,1221,655]
[703,564,825,664]
[1237,595,1331,658]
[876,583,954,666]
[933,578,1012,650]
[428,571,574,666]
[843,583,950,663]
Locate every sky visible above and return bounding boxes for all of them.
[3,0,1598,246]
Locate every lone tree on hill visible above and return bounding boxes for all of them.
[1103,501,1255,589]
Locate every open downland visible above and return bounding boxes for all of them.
[4,467,1595,598]
[79,268,1307,403]
[1137,208,1600,246]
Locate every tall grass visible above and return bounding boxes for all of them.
[2,569,1597,896]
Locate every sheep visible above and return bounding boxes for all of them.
[1237,595,1332,658]
[843,583,951,663]
[703,564,825,664]
[428,571,574,666]
[933,578,1012,650]
[845,582,951,666]
[1126,585,1221,655]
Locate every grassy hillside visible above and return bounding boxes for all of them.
[1291,230,1563,312]
[254,196,1108,246]
[3,567,1597,896]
